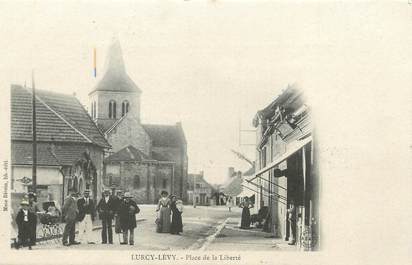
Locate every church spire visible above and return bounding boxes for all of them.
[103,37,126,75]
[89,37,141,95]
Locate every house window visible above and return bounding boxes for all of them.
[109,100,117,119]
[122,100,129,117]
[134,175,140,189]
[162,179,167,189]
[90,103,93,118]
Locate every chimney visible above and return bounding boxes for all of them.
[228,167,234,178]
[199,170,204,177]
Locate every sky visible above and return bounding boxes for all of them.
[0,0,410,188]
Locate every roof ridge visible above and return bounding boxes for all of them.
[25,87,93,145]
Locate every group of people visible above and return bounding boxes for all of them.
[156,191,184,235]
[61,188,140,246]
[15,189,185,249]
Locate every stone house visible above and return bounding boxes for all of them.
[187,171,214,206]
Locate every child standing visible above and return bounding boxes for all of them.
[15,199,36,249]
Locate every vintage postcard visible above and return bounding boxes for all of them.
[0,1,410,265]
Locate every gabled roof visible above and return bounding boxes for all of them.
[11,141,93,166]
[104,145,154,163]
[89,38,140,95]
[142,123,186,147]
[11,85,110,148]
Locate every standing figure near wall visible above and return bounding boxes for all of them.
[240,196,253,229]
[287,200,297,245]
[156,191,171,233]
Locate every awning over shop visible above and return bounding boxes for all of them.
[250,134,312,182]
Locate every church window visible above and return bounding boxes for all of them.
[134,175,140,189]
[109,100,117,119]
[122,100,130,117]
[93,101,97,119]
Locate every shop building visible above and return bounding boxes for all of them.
[248,84,319,250]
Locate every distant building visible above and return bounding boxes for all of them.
[187,171,214,206]
[221,167,242,202]
[10,85,110,209]
[235,165,256,206]
[91,39,188,202]
[249,84,319,250]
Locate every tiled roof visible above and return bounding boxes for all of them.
[52,144,95,165]
[142,124,185,147]
[11,85,110,148]
[11,142,59,166]
[11,142,90,166]
[105,145,153,162]
[151,151,170,162]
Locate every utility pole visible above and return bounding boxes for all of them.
[31,70,37,193]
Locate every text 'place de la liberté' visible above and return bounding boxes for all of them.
[9,37,319,252]
[131,253,241,261]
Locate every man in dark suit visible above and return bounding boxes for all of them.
[77,189,96,244]
[27,192,39,246]
[97,189,115,244]
[62,192,80,246]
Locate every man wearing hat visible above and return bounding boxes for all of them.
[97,188,115,244]
[119,192,140,245]
[15,199,36,249]
[77,189,96,244]
[113,189,124,243]
[27,192,40,245]
[62,191,80,246]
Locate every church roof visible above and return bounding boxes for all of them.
[142,123,186,147]
[89,38,141,95]
[105,145,152,162]
[11,84,110,148]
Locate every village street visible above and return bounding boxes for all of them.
[22,205,294,251]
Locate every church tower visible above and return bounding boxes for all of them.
[89,38,142,132]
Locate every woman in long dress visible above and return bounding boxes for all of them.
[156,191,171,233]
[170,195,183,235]
[240,196,253,229]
